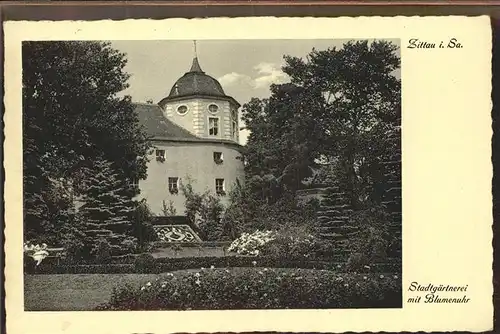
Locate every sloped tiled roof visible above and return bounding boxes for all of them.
[134,103,199,140]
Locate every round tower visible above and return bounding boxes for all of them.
[158,56,240,144]
[137,45,244,216]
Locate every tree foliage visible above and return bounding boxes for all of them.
[242,83,323,195]
[79,158,137,256]
[180,181,229,241]
[242,40,401,209]
[22,41,152,245]
[131,199,158,248]
[224,180,320,236]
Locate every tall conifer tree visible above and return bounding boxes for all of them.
[79,158,136,255]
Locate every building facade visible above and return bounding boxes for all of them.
[134,56,245,215]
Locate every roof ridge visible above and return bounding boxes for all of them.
[133,102,161,107]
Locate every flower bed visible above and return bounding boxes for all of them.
[96,268,402,310]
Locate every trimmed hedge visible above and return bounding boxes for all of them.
[25,254,401,275]
[150,241,231,248]
[96,268,402,310]
[25,263,135,274]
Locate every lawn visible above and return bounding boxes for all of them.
[24,273,166,311]
[25,269,239,311]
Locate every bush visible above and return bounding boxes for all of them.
[348,204,393,266]
[61,237,85,262]
[97,268,402,310]
[121,237,138,254]
[260,225,335,260]
[91,238,113,264]
[24,263,135,274]
[223,180,320,238]
[133,253,156,273]
[227,230,275,256]
[227,226,339,260]
[132,199,158,246]
[180,181,229,241]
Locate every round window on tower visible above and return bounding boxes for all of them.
[208,104,219,114]
[177,105,188,115]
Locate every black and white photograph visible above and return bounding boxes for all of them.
[22,38,402,311]
[3,15,494,333]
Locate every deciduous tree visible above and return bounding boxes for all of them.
[242,40,400,209]
[282,40,401,208]
[22,41,152,242]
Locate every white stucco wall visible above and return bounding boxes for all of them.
[163,97,239,142]
[138,140,245,215]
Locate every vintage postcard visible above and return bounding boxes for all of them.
[4,16,493,333]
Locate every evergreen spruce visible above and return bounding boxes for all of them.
[79,159,136,256]
[316,185,357,252]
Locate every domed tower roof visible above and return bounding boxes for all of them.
[159,56,240,107]
[168,57,226,98]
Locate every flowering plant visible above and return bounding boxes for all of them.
[23,242,49,266]
[227,230,276,256]
[98,268,402,310]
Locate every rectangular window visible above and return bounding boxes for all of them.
[156,149,166,162]
[213,152,223,164]
[209,117,219,136]
[215,178,225,195]
[232,120,238,138]
[168,177,179,194]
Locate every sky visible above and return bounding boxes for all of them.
[110,39,400,144]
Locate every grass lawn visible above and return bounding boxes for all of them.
[24,273,166,311]
[25,268,398,311]
[25,269,242,311]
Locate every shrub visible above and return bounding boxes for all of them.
[198,194,226,241]
[227,226,338,260]
[180,180,229,241]
[133,253,157,274]
[91,238,113,264]
[161,200,177,216]
[131,199,158,248]
[25,262,135,275]
[225,181,321,235]
[259,225,333,259]
[61,237,85,262]
[227,230,275,256]
[348,204,393,265]
[97,268,402,310]
[121,237,138,254]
